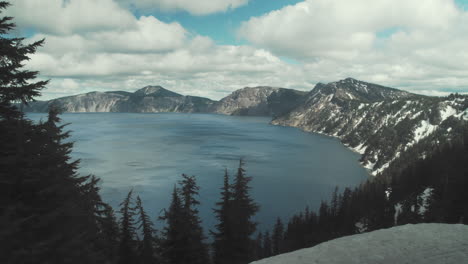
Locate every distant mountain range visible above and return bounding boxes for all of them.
[23,78,468,176]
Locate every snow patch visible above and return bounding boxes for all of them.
[408,120,437,147]
[394,203,402,225]
[418,188,434,216]
[352,143,367,154]
[440,105,457,121]
[355,221,367,233]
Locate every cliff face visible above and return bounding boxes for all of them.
[213,86,306,116]
[272,78,468,175]
[23,86,216,113]
[24,85,306,117]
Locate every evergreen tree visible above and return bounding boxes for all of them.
[135,196,157,264]
[178,174,209,264]
[212,169,234,264]
[0,1,47,119]
[252,232,264,261]
[160,186,185,264]
[230,159,259,263]
[118,190,137,264]
[262,231,272,259]
[0,3,113,262]
[271,218,284,255]
[97,203,120,262]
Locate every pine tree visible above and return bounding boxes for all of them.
[97,203,120,262]
[253,232,264,260]
[0,1,48,119]
[118,190,137,264]
[212,168,234,264]
[160,186,187,264]
[271,218,284,255]
[1,3,112,262]
[178,174,209,264]
[135,196,157,264]
[262,231,272,258]
[230,159,259,264]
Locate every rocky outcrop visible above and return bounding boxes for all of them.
[213,86,306,116]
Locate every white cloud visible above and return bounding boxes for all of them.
[7,0,468,100]
[29,16,188,54]
[237,0,468,95]
[9,1,304,100]
[7,0,136,35]
[118,0,249,15]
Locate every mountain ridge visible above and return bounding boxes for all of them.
[23,79,468,176]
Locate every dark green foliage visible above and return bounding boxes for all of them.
[212,160,259,264]
[0,1,47,117]
[97,203,120,262]
[261,231,272,259]
[118,190,137,264]
[271,218,284,255]
[161,175,209,264]
[229,160,260,263]
[0,3,114,262]
[252,232,263,261]
[135,196,158,264]
[212,169,234,264]
[160,187,185,264]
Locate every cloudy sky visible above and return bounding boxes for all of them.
[6,0,468,100]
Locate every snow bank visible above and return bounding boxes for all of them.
[250,224,468,264]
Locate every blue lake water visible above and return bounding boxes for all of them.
[28,113,368,232]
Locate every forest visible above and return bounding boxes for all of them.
[1,2,467,264]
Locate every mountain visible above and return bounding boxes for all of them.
[24,85,306,116]
[272,78,468,175]
[23,86,216,113]
[251,224,468,264]
[213,86,307,116]
[23,79,468,176]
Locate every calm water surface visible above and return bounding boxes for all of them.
[28,113,368,231]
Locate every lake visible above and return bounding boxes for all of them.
[28,113,368,233]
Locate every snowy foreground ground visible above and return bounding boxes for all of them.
[250,224,468,264]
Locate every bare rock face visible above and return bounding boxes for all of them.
[24,86,216,113]
[213,87,279,115]
[24,85,307,117]
[213,86,307,116]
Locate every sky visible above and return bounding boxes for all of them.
[5,0,468,100]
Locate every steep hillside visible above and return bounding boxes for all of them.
[24,85,307,117]
[251,224,468,264]
[213,86,306,116]
[272,78,468,175]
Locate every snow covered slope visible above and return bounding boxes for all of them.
[272,78,468,175]
[251,224,468,264]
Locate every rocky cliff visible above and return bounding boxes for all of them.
[23,86,216,113]
[213,86,306,116]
